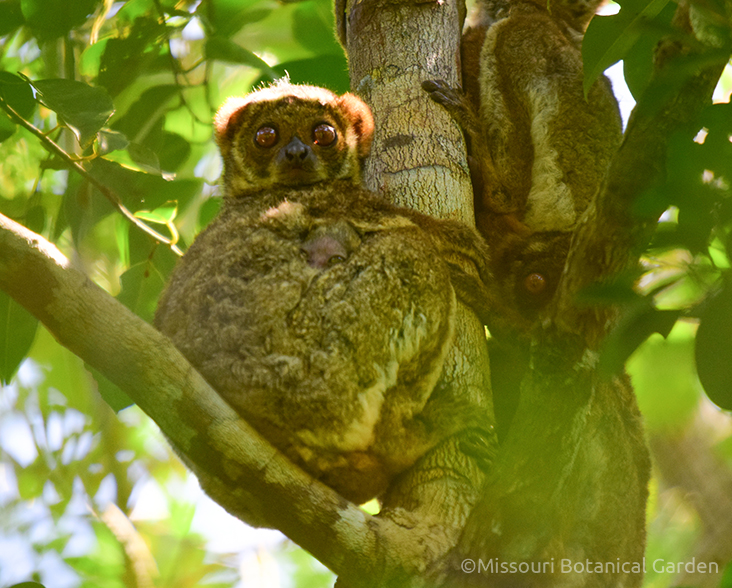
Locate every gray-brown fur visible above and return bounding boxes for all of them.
[156,82,495,502]
[424,0,622,336]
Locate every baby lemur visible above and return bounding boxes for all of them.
[423,0,623,436]
[155,80,494,504]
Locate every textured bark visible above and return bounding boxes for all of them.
[340,1,498,585]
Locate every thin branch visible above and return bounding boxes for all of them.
[153,0,211,127]
[0,96,183,256]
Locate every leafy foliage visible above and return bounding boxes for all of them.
[584,11,732,411]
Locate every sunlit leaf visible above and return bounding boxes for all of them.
[627,322,701,430]
[0,291,39,384]
[17,462,45,499]
[103,145,163,176]
[134,202,178,225]
[115,0,155,23]
[79,39,111,78]
[31,78,114,148]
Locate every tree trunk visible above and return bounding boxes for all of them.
[1,0,730,584]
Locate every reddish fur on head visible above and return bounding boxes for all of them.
[337,93,374,159]
[213,83,375,162]
[214,96,249,158]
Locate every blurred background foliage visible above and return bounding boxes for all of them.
[0,0,731,586]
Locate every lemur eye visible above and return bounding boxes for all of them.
[313,123,337,146]
[255,126,278,148]
[524,272,547,295]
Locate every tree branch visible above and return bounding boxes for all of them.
[0,211,421,580]
[555,25,731,343]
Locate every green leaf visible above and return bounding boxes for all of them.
[0,1,24,36]
[103,143,164,176]
[20,0,100,39]
[292,0,342,57]
[115,0,155,23]
[720,561,732,588]
[198,0,272,38]
[205,37,278,79]
[600,297,680,375]
[627,322,701,430]
[265,55,351,95]
[30,327,94,412]
[128,221,182,269]
[695,278,732,410]
[158,132,191,172]
[97,17,168,97]
[117,254,174,323]
[97,129,130,155]
[620,2,676,99]
[111,84,178,144]
[582,0,671,96]
[25,204,46,234]
[134,202,178,225]
[0,112,15,142]
[9,583,47,588]
[84,158,200,216]
[128,142,163,175]
[88,365,134,411]
[0,71,36,119]
[61,170,115,247]
[198,197,222,231]
[0,290,39,384]
[31,78,114,148]
[79,38,111,78]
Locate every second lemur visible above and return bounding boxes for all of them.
[423,0,622,436]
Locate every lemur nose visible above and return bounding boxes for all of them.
[284,137,309,161]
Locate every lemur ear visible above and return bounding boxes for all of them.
[337,93,375,159]
[213,97,250,157]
